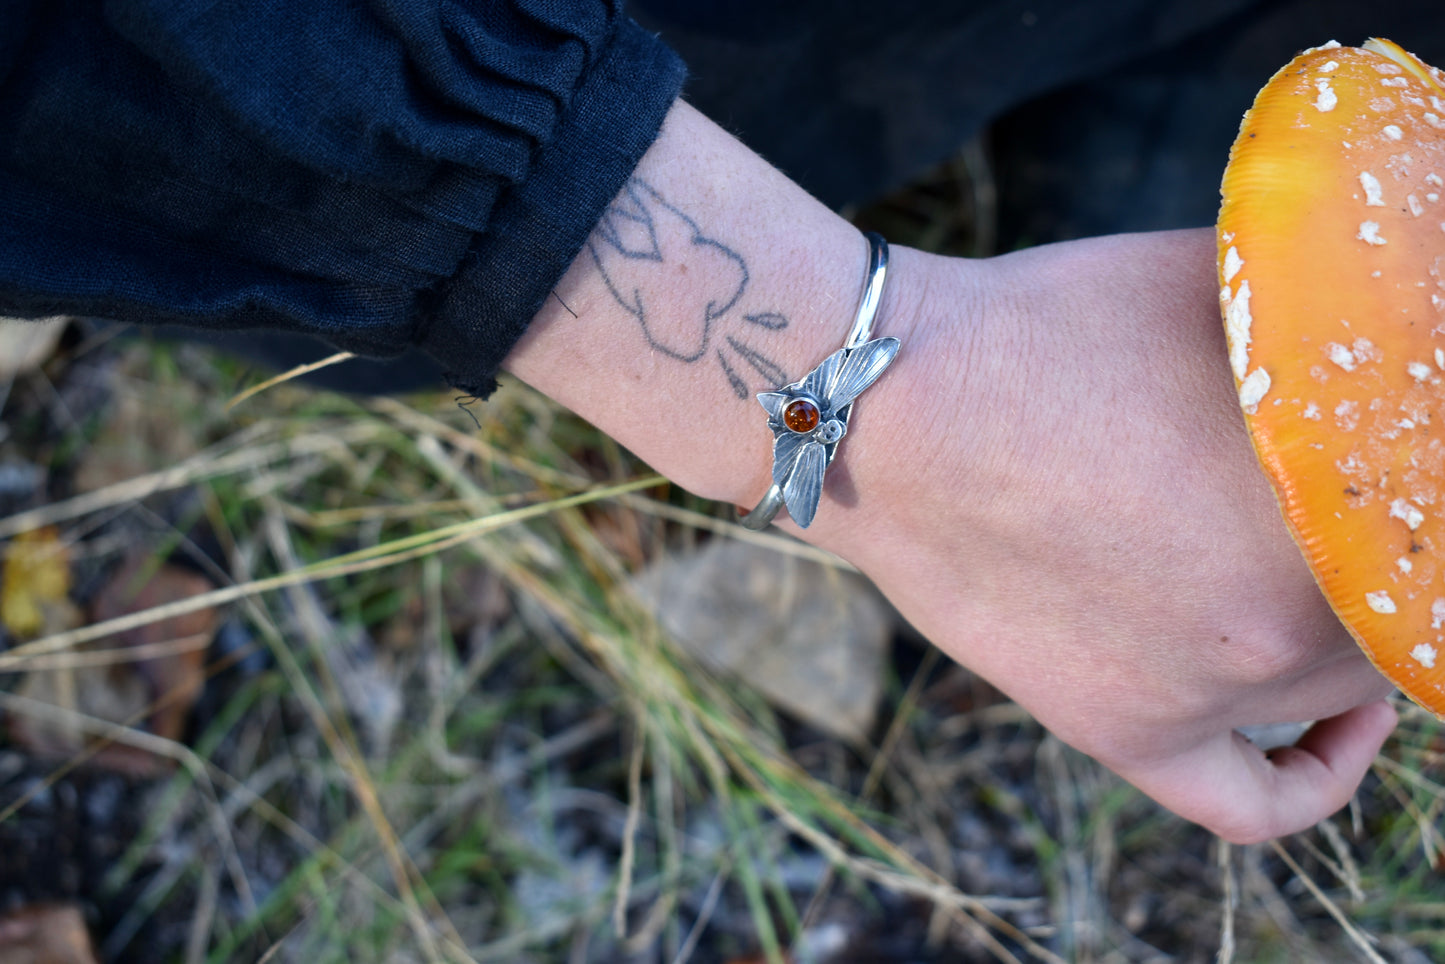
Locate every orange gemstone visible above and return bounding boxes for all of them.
[782,398,820,434]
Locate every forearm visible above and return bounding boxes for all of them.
[502,99,966,538]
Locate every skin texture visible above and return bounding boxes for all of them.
[505,100,1398,844]
[852,233,1397,843]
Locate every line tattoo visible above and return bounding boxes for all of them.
[743,312,788,330]
[716,349,750,399]
[725,335,788,386]
[587,177,791,399]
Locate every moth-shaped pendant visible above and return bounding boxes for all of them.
[756,336,900,528]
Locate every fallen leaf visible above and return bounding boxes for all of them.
[631,539,894,743]
[0,904,98,964]
[1,527,73,640]
[87,556,216,741]
[8,556,216,777]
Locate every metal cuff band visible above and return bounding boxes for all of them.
[737,231,900,530]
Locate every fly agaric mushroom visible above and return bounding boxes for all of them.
[1219,37,1445,716]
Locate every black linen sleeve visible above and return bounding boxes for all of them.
[0,0,686,397]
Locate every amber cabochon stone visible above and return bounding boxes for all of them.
[1219,38,1445,716]
[782,397,821,434]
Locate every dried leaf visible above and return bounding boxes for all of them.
[8,556,216,777]
[0,904,98,964]
[2,527,72,639]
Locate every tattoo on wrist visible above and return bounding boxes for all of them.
[587,177,790,400]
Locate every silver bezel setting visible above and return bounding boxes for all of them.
[738,233,898,530]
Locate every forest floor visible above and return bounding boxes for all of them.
[0,147,1441,964]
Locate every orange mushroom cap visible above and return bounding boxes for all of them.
[1219,38,1445,717]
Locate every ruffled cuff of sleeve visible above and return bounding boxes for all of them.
[418,18,685,398]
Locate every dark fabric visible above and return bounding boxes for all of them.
[6,1,1445,397]
[636,0,1445,246]
[632,0,1262,209]
[990,0,1445,248]
[0,0,685,397]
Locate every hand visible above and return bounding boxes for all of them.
[507,99,1395,842]
[804,228,1397,843]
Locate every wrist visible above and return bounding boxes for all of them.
[795,245,1001,553]
[498,96,1007,543]
[503,100,881,509]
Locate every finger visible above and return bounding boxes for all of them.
[1124,701,1398,844]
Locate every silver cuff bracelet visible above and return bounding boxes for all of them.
[737,231,900,530]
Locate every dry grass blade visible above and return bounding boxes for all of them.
[0,474,664,669]
[671,864,730,964]
[1216,841,1236,964]
[618,492,859,569]
[1371,755,1445,867]
[613,711,647,939]
[9,631,210,672]
[257,500,453,964]
[797,648,939,938]
[1311,820,1365,902]
[714,737,1060,963]
[0,421,386,540]
[184,860,220,964]
[1268,840,1386,964]
[281,497,482,528]
[367,394,588,490]
[224,351,356,411]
